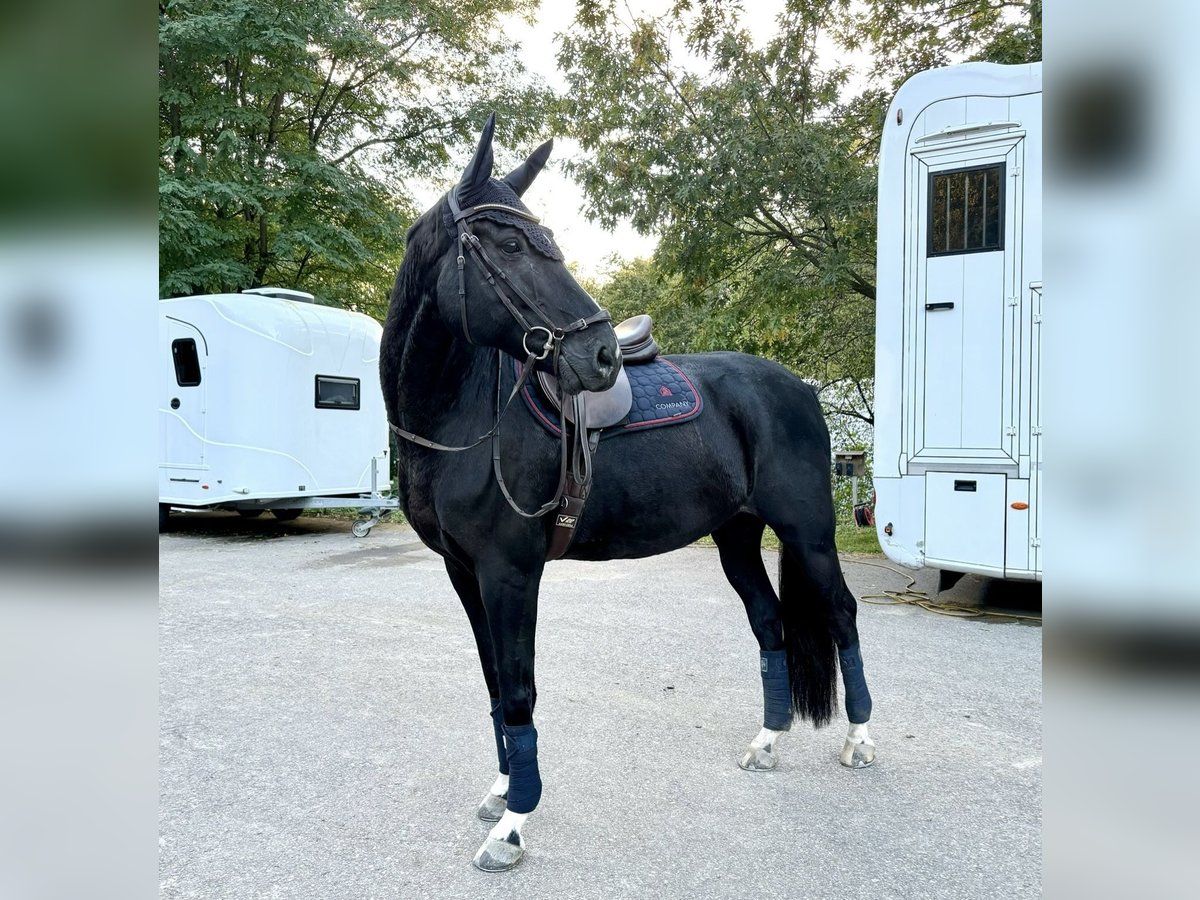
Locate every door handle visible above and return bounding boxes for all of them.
[170,398,181,409]
[925,302,955,311]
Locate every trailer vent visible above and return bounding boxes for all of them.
[243,286,316,303]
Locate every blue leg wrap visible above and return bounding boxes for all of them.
[760,650,793,731]
[489,699,509,776]
[839,644,873,724]
[502,723,542,814]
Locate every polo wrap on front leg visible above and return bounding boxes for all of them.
[760,650,793,731]
[839,643,873,724]
[489,698,509,776]
[502,723,542,814]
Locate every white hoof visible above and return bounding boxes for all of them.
[472,809,527,873]
[839,722,876,768]
[477,773,508,822]
[473,832,523,872]
[477,792,507,822]
[739,727,784,772]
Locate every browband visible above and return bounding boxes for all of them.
[452,201,541,224]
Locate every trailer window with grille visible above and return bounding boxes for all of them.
[171,338,202,386]
[315,375,360,410]
[928,163,1004,256]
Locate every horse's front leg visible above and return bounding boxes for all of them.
[471,553,544,873]
[443,559,511,823]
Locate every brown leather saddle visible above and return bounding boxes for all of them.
[536,315,660,428]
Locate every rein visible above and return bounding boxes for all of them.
[387,192,613,557]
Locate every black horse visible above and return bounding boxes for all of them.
[380,115,875,872]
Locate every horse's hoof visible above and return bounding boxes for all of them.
[472,832,524,872]
[477,792,507,822]
[738,745,778,771]
[840,737,877,768]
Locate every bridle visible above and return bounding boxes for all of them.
[387,191,614,555]
[445,190,611,355]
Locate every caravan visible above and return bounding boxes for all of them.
[159,287,394,535]
[873,62,1042,582]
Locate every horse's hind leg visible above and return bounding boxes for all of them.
[712,514,792,771]
[443,559,511,823]
[832,577,876,768]
[777,538,877,769]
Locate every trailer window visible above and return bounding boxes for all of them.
[315,375,360,410]
[171,338,202,386]
[928,163,1004,256]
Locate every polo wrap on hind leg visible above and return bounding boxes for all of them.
[759,649,794,731]
[502,723,542,814]
[489,698,509,776]
[838,643,872,724]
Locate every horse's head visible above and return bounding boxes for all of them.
[432,114,619,395]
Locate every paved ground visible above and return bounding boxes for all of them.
[160,513,1041,899]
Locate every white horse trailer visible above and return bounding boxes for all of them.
[873,62,1042,582]
[159,287,396,536]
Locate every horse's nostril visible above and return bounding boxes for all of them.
[597,344,614,367]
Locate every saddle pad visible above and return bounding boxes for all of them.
[516,356,703,438]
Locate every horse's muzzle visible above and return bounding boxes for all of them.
[557,327,620,395]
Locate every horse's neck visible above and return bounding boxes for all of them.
[393,300,496,439]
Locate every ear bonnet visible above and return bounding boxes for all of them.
[444,114,564,261]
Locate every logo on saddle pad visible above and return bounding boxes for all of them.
[658,385,673,397]
[556,514,578,529]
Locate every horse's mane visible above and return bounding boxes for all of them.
[380,200,453,426]
[390,200,451,320]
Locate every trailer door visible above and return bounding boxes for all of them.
[161,317,207,468]
[910,128,1024,466]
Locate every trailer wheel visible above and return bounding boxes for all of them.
[351,520,372,538]
[237,509,265,519]
[159,503,171,533]
[271,508,303,521]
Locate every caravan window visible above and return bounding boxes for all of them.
[928,163,1004,256]
[315,375,360,410]
[172,338,202,386]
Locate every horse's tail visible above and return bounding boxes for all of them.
[778,545,837,728]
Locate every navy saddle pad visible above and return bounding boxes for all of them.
[516,356,703,438]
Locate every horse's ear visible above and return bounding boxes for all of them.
[502,138,554,197]
[459,112,496,197]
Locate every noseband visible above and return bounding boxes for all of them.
[387,192,613,557]
[446,191,612,359]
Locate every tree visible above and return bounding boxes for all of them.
[556,0,1041,425]
[841,0,1043,85]
[557,0,879,421]
[159,0,549,318]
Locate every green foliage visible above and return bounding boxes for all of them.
[840,0,1043,85]
[159,0,550,317]
[557,0,882,422]
[834,521,883,556]
[557,0,1041,425]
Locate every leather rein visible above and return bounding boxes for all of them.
[387,192,612,557]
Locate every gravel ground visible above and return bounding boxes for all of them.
[160,513,1041,899]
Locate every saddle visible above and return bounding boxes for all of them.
[536,315,660,428]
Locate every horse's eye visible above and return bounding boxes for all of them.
[501,238,522,255]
